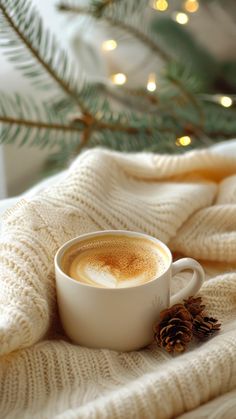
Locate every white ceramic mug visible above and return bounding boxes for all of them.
[54,230,204,352]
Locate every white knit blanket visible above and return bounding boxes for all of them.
[1,147,236,419]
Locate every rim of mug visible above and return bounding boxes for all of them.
[54,230,173,291]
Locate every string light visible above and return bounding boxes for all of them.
[219,96,233,108]
[152,0,168,11]
[174,12,189,24]
[147,73,157,92]
[95,111,104,120]
[184,0,199,13]
[110,73,127,85]
[102,40,117,51]
[176,135,192,146]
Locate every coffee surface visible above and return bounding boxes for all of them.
[61,235,168,288]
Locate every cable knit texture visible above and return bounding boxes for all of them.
[1,148,236,418]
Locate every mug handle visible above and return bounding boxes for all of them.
[170,258,205,306]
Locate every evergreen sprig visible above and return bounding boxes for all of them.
[1,0,168,152]
[0,0,87,112]
[0,90,178,157]
[0,0,236,172]
[58,1,171,62]
[0,92,83,149]
[68,0,146,19]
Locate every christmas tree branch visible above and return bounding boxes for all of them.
[0,116,82,132]
[0,92,171,146]
[58,3,204,118]
[1,0,235,162]
[170,77,205,126]
[92,0,121,16]
[91,0,145,18]
[51,113,174,135]
[58,3,171,62]
[0,0,88,114]
[0,110,174,146]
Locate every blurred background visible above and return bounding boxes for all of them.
[1,0,236,197]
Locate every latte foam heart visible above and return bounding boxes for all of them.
[61,235,168,288]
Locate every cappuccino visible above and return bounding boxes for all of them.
[61,234,168,288]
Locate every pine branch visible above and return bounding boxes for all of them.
[150,17,218,91]
[0,116,81,132]
[0,92,85,149]
[91,0,121,16]
[203,102,236,138]
[71,0,146,19]
[0,0,88,113]
[57,2,204,117]
[1,0,234,163]
[58,2,171,62]
[168,76,205,127]
[0,92,174,152]
[96,68,204,129]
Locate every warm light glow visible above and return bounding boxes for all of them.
[176,135,192,146]
[152,0,168,11]
[110,73,127,85]
[102,39,117,51]
[147,73,157,92]
[219,96,233,108]
[184,0,199,13]
[95,111,104,120]
[174,12,189,24]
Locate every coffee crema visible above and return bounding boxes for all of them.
[61,235,169,288]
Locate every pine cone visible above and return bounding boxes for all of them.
[184,296,205,318]
[193,314,221,339]
[154,304,193,353]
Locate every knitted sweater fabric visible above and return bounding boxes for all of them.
[1,148,236,419]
